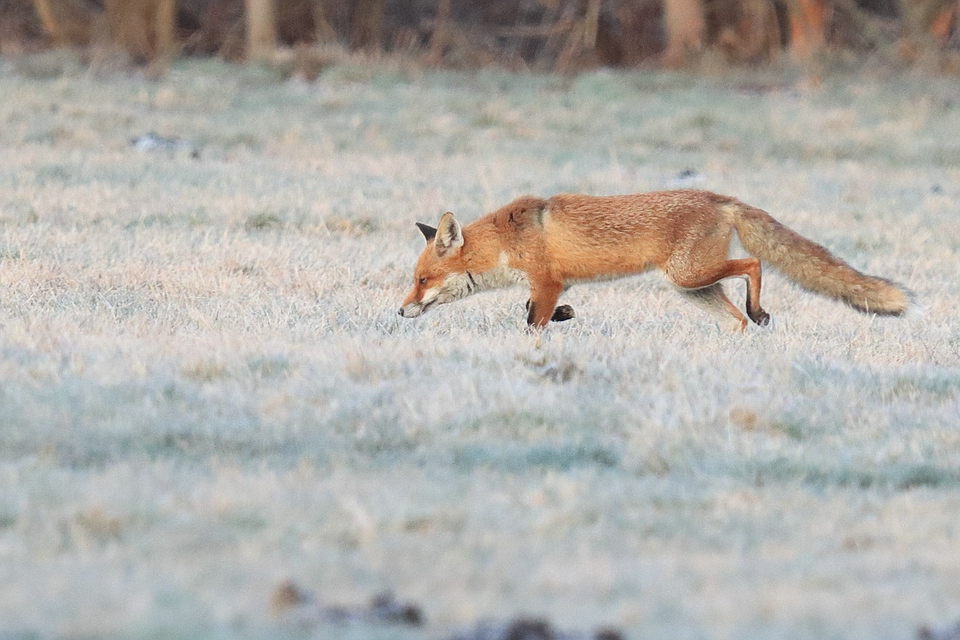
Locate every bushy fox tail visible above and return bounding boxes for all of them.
[727,202,912,315]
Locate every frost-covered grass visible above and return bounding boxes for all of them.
[1,53,959,639]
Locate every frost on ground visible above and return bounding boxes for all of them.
[0,55,959,639]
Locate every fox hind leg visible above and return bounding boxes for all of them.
[667,257,770,328]
[737,258,770,326]
[679,283,749,332]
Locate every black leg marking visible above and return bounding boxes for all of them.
[744,278,770,327]
[528,299,574,323]
[526,301,537,326]
[551,305,575,322]
[748,308,771,326]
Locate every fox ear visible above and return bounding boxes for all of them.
[434,212,463,258]
[416,222,437,243]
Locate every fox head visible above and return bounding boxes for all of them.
[398,212,474,319]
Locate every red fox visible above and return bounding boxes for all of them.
[398,190,911,330]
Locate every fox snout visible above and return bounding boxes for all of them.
[398,302,419,318]
[397,298,436,318]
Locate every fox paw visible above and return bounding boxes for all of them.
[525,301,576,323]
[749,309,771,327]
[551,305,575,322]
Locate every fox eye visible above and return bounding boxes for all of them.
[418,277,428,286]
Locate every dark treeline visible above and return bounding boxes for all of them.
[0,0,958,71]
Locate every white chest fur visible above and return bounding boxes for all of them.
[472,252,527,290]
[471,262,528,290]
[440,253,528,301]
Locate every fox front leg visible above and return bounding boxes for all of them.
[525,299,575,323]
[524,280,568,328]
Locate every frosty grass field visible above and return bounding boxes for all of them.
[1,52,959,639]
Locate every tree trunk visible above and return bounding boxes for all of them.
[583,0,601,49]
[787,0,826,61]
[246,0,277,61]
[311,0,337,43]
[717,0,781,62]
[899,0,956,56]
[350,0,385,51]
[32,0,67,45]
[154,0,176,61]
[428,0,451,64]
[927,1,956,42]
[662,0,706,66]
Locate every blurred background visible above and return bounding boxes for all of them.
[0,0,958,74]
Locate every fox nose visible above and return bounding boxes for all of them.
[398,308,405,317]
